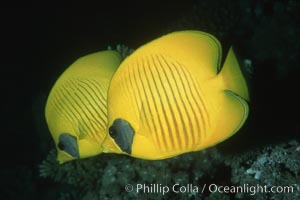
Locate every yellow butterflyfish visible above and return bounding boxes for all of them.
[45,50,121,163]
[104,30,249,159]
[45,31,249,163]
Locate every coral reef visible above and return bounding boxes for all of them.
[39,140,300,199]
[40,148,224,199]
[225,140,300,200]
[107,44,134,60]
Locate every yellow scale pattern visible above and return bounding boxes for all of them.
[122,53,210,152]
[51,78,108,143]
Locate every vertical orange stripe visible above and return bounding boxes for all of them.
[185,68,210,131]
[145,56,170,151]
[76,82,106,129]
[173,62,205,144]
[52,94,75,129]
[144,57,168,151]
[127,63,142,117]
[71,88,99,140]
[159,54,194,149]
[78,80,107,117]
[168,63,198,147]
[57,86,91,137]
[137,58,162,150]
[87,79,107,109]
[151,55,178,149]
[155,54,188,149]
[62,83,99,139]
[54,92,80,135]
[183,64,210,139]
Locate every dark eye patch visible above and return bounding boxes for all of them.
[108,118,134,154]
[58,133,79,158]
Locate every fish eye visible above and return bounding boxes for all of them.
[109,126,117,137]
[109,118,135,154]
[58,133,80,158]
[58,142,65,150]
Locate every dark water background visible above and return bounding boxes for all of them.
[1,3,193,165]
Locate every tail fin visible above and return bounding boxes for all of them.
[219,47,249,101]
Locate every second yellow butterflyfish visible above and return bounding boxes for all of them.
[45,50,122,163]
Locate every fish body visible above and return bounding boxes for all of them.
[45,50,121,163]
[105,31,249,159]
